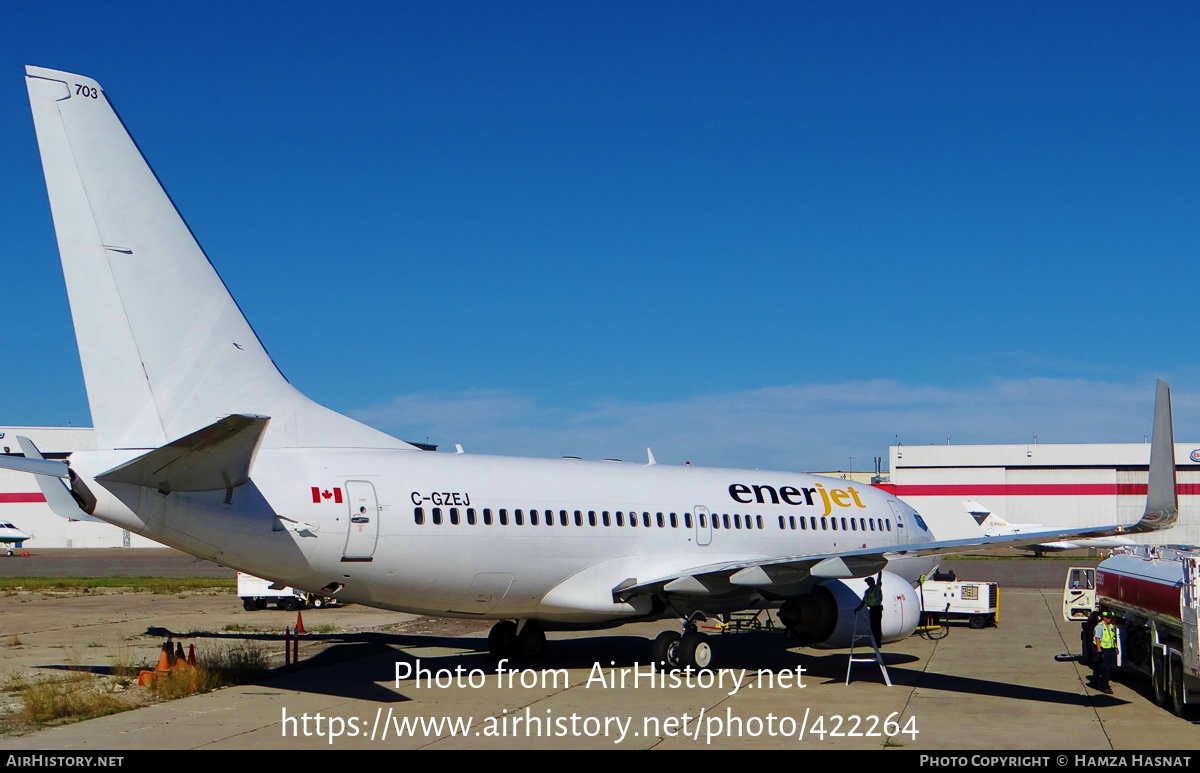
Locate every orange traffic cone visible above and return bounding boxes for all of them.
[187,643,196,666]
[295,611,306,635]
[173,642,189,670]
[155,641,172,673]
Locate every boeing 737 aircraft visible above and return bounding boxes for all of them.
[8,66,1177,670]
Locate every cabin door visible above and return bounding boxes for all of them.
[342,480,380,561]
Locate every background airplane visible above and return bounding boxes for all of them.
[965,501,1138,557]
[0,521,32,555]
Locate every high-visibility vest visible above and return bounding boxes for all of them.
[864,586,883,608]
[1095,622,1116,649]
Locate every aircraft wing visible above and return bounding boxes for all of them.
[612,521,1141,602]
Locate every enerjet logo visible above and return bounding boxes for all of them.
[1190,449,1200,463]
[728,483,866,518]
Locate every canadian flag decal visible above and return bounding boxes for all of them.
[311,487,344,504]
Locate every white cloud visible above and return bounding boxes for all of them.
[349,378,1195,472]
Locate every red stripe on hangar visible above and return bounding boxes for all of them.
[877,483,1200,497]
[0,493,46,503]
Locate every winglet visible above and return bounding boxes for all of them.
[1129,379,1178,533]
[96,414,270,492]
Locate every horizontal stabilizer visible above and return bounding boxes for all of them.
[0,454,68,477]
[97,414,270,492]
[15,437,99,522]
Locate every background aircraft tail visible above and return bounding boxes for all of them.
[25,66,412,452]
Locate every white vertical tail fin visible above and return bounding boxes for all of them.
[25,66,412,452]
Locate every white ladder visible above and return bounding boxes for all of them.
[846,609,892,686]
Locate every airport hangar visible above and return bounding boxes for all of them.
[2,425,1198,549]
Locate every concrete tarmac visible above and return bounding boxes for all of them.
[2,582,1197,750]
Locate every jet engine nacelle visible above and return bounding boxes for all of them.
[778,571,919,649]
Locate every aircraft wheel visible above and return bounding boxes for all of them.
[1152,651,1168,707]
[651,631,682,670]
[679,632,713,671]
[511,622,547,662]
[488,621,517,659]
[242,598,257,612]
[312,597,326,609]
[969,614,987,630]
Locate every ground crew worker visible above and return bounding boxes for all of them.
[855,575,884,648]
[1093,610,1118,694]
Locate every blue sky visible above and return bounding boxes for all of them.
[3,3,1199,470]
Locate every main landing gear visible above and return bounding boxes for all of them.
[488,620,547,662]
[652,615,713,671]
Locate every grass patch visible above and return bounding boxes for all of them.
[0,577,235,594]
[18,671,133,726]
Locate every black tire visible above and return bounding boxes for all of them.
[256,599,268,610]
[1171,657,1189,718]
[281,597,301,612]
[1152,651,1168,707]
[242,598,257,612]
[488,621,517,659]
[679,632,713,670]
[312,597,326,609]
[511,623,547,662]
[651,631,682,669]
[969,614,987,630]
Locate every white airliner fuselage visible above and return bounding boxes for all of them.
[69,447,934,623]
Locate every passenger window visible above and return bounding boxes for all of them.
[616,511,624,527]
[684,513,693,529]
[734,514,742,529]
[821,517,827,530]
[779,516,786,529]
[602,511,611,527]
[515,509,524,526]
[698,513,706,529]
[450,507,460,525]
[670,512,678,528]
[589,511,597,526]
[499,508,508,526]
[575,510,583,526]
[560,510,568,526]
[756,515,763,529]
[722,514,730,530]
[484,508,493,525]
[656,512,664,528]
[467,508,476,525]
[530,509,539,526]
[432,507,442,525]
[414,507,424,525]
